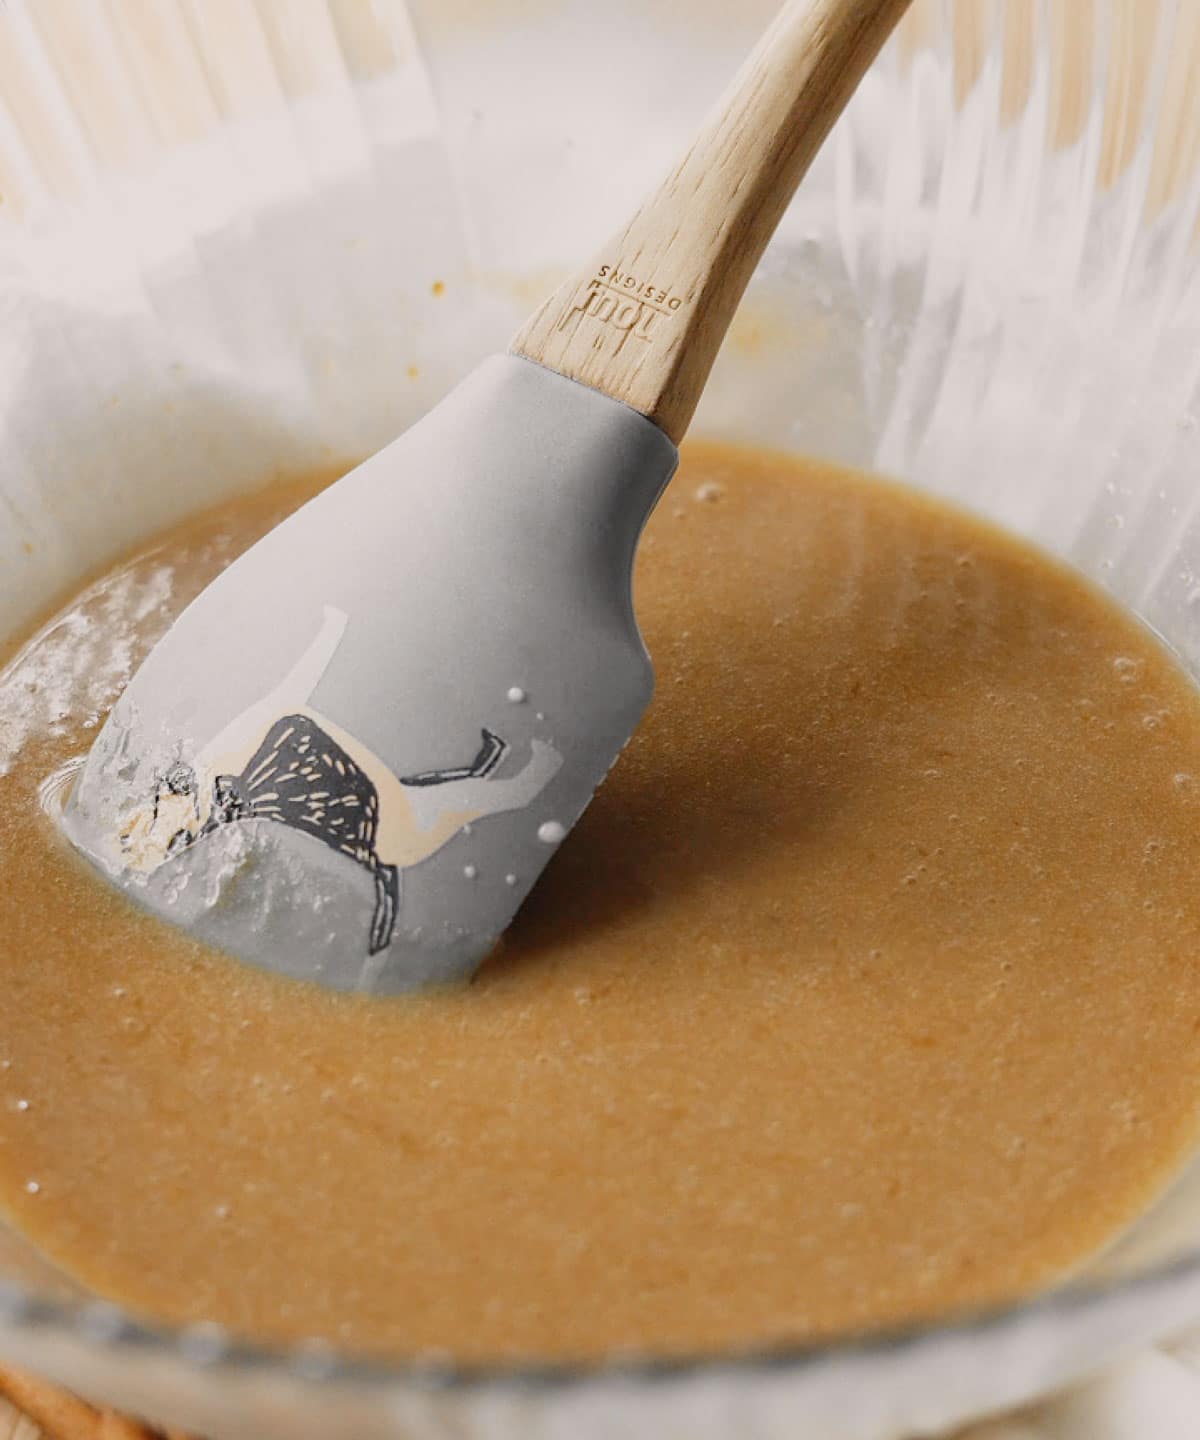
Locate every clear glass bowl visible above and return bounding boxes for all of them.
[4,1,1200,1435]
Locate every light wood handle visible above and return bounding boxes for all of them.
[511,0,910,442]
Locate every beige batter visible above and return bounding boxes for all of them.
[2,443,1200,1363]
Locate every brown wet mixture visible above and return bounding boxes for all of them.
[1,442,1200,1362]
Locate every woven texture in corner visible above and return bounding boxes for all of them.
[0,1368,195,1440]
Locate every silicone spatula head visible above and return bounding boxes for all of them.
[65,0,909,991]
[66,359,675,990]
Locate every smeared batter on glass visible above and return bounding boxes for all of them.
[1,443,1200,1363]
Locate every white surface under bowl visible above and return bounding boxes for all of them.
[4,1,1200,1436]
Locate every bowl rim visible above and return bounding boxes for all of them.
[2,1229,1199,1395]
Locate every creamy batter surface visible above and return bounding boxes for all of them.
[2,443,1200,1363]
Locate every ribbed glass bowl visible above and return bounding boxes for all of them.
[4,2,1200,1435]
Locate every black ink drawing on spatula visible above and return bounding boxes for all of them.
[120,608,562,955]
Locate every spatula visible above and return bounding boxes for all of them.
[65,0,910,992]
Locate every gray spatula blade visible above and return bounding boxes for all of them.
[65,355,677,991]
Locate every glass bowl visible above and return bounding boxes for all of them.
[4,1,1200,1435]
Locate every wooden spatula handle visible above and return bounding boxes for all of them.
[512,0,910,442]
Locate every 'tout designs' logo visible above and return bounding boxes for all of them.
[559,265,685,343]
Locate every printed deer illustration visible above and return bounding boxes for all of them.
[120,607,561,953]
